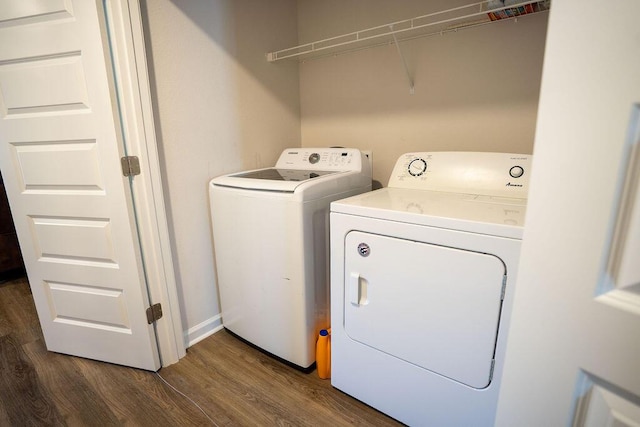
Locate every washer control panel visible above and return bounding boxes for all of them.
[389,152,532,198]
[276,148,365,171]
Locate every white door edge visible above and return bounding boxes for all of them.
[105,0,185,366]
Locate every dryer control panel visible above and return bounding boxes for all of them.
[388,152,532,198]
[276,148,366,171]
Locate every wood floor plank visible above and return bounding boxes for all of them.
[74,357,214,426]
[0,275,401,426]
[161,331,400,426]
[0,402,11,427]
[0,278,42,345]
[189,337,331,426]
[0,333,66,426]
[0,281,18,339]
[21,339,123,426]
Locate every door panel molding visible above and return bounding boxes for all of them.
[0,0,74,28]
[0,0,184,368]
[572,371,640,427]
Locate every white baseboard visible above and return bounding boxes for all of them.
[185,314,223,347]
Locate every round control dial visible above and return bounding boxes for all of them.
[408,158,427,177]
[509,165,525,178]
[308,153,320,164]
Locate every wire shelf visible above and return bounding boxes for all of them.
[266,0,550,63]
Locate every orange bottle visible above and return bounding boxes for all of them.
[316,328,331,379]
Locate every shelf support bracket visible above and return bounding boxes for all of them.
[390,26,415,95]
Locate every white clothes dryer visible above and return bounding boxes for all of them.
[330,152,531,426]
[210,148,371,370]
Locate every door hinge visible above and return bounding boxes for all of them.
[121,156,141,177]
[501,275,507,300]
[146,303,163,324]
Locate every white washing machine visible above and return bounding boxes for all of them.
[209,148,371,370]
[330,151,531,426]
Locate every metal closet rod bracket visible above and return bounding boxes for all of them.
[390,25,415,95]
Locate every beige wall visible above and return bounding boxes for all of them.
[141,0,300,344]
[140,0,548,345]
[298,0,548,186]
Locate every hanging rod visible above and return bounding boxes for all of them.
[266,0,549,62]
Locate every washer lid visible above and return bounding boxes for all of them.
[233,168,336,181]
[331,187,526,239]
[211,168,339,192]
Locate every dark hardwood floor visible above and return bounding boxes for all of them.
[0,275,401,426]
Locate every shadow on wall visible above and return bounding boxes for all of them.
[140,0,301,173]
[167,0,300,116]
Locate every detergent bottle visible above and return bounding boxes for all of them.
[316,328,331,379]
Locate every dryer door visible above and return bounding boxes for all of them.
[344,231,506,389]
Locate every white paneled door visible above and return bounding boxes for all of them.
[495,0,640,425]
[0,0,160,370]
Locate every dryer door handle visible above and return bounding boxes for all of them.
[349,272,368,306]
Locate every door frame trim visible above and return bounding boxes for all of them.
[105,0,185,366]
